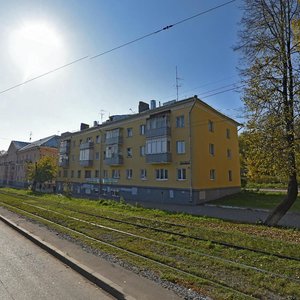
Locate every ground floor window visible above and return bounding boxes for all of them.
[155,169,168,180]
[177,168,186,180]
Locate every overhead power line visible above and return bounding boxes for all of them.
[0,0,237,95]
[90,0,237,59]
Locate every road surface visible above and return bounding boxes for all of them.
[0,222,113,300]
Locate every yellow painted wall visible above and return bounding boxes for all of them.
[191,101,240,189]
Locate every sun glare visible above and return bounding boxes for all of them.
[9,21,65,79]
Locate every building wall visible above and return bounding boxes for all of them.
[190,101,240,202]
[57,97,241,204]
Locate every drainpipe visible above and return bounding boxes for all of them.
[188,98,197,203]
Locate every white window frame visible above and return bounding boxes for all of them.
[176,115,185,128]
[126,169,133,179]
[210,169,216,180]
[140,169,147,180]
[177,168,187,180]
[176,140,186,154]
[155,169,168,180]
[208,120,214,132]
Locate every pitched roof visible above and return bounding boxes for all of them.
[12,141,30,150]
[19,135,59,151]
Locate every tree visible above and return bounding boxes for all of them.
[236,0,300,226]
[27,156,57,191]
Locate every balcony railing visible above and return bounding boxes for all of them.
[59,159,69,167]
[104,154,123,166]
[146,152,172,164]
[105,135,123,145]
[145,126,171,138]
[80,141,94,150]
[80,160,93,167]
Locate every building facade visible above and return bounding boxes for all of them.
[56,96,241,204]
[0,135,59,188]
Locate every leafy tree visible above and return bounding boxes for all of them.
[27,156,57,191]
[236,0,300,226]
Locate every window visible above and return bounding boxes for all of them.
[63,170,68,178]
[176,115,185,128]
[126,169,133,179]
[140,124,146,135]
[208,120,214,132]
[155,169,168,180]
[95,152,100,160]
[140,145,145,157]
[227,149,232,159]
[71,170,74,178]
[209,143,215,156]
[80,149,92,161]
[176,141,186,154]
[85,170,91,178]
[177,168,187,180]
[86,137,92,142]
[96,135,100,143]
[140,169,147,180]
[112,169,120,179]
[146,137,170,154]
[106,129,120,140]
[127,147,132,157]
[103,170,108,178]
[77,170,81,178]
[105,144,118,158]
[79,139,82,144]
[210,169,216,180]
[226,128,231,139]
[127,128,133,137]
[228,170,233,182]
[95,170,99,178]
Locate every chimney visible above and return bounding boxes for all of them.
[80,123,89,131]
[150,100,156,110]
[138,101,150,113]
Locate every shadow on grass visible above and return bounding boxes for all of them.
[210,190,300,212]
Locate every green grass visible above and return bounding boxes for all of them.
[210,190,300,212]
[1,188,300,299]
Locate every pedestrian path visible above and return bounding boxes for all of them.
[128,201,300,229]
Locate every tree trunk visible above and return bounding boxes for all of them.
[264,174,298,226]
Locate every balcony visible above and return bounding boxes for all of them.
[80,159,93,167]
[59,158,69,167]
[80,141,94,150]
[105,135,123,145]
[59,154,69,167]
[145,126,171,138]
[146,153,172,164]
[104,154,123,166]
[59,141,70,154]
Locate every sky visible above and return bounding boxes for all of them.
[0,0,243,151]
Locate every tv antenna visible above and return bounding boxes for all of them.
[175,66,183,101]
[99,110,105,123]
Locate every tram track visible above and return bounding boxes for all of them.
[1,190,300,299]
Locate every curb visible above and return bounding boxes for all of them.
[0,214,135,300]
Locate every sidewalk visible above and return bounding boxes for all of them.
[128,201,300,229]
[0,207,181,300]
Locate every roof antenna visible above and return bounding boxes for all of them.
[99,109,105,123]
[175,66,183,101]
[29,131,32,142]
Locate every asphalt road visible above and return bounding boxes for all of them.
[0,222,113,300]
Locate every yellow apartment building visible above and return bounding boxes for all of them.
[56,96,240,204]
